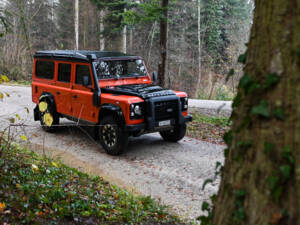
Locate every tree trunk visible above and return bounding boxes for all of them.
[82,1,87,49]
[158,0,168,87]
[99,10,105,51]
[74,0,79,50]
[195,0,201,98]
[212,1,300,224]
[129,28,133,52]
[147,22,157,65]
[122,24,127,53]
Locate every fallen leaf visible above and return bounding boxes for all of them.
[52,162,59,168]
[24,107,30,114]
[270,212,283,224]
[0,202,6,212]
[4,210,11,214]
[114,194,119,199]
[1,75,9,82]
[16,114,21,120]
[32,164,39,172]
[20,135,27,141]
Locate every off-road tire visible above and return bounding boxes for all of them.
[159,124,186,142]
[99,116,128,155]
[39,99,59,132]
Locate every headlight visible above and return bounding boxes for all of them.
[180,97,188,111]
[134,105,142,115]
[130,103,143,119]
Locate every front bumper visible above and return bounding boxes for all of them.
[125,115,192,133]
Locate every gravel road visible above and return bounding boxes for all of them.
[189,99,232,117]
[0,85,226,221]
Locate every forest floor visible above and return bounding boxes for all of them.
[187,112,231,146]
[0,142,186,225]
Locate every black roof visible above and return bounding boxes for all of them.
[34,50,140,62]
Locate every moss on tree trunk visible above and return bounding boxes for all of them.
[212,0,300,224]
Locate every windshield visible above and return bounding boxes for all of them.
[95,59,147,79]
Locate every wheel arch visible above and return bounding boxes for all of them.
[39,92,56,110]
[34,92,57,121]
[98,104,125,126]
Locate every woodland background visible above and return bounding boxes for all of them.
[0,0,254,99]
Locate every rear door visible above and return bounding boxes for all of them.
[54,62,72,115]
[71,63,98,123]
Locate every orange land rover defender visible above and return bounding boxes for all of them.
[32,50,192,155]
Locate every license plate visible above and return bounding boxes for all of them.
[159,120,171,127]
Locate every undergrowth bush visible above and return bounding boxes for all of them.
[0,138,182,224]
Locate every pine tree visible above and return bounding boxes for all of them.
[57,0,74,49]
[91,0,127,51]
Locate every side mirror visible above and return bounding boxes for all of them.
[82,75,90,86]
[152,72,158,82]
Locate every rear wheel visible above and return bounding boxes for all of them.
[99,116,128,155]
[39,99,59,132]
[159,124,186,142]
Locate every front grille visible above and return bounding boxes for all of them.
[154,100,178,121]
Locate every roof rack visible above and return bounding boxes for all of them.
[34,50,137,62]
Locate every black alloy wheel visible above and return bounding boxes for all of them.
[99,116,128,155]
[159,124,186,142]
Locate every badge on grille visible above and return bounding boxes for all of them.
[167,108,173,113]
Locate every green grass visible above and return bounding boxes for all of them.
[192,113,231,127]
[186,112,231,145]
[6,79,31,86]
[0,142,183,225]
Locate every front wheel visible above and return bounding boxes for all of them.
[98,116,128,155]
[159,124,186,142]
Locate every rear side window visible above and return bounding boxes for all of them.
[75,65,91,85]
[58,63,71,83]
[35,61,54,79]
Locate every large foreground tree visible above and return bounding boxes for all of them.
[212,0,300,224]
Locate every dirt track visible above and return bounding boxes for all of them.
[0,85,225,221]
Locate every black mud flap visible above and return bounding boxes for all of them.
[34,105,40,121]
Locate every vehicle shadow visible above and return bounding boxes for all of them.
[34,121,182,158]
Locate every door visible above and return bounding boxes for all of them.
[54,62,72,115]
[71,63,98,123]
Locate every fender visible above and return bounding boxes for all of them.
[99,104,125,125]
[39,92,56,106]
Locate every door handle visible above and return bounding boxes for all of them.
[56,92,60,95]
[72,95,78,99]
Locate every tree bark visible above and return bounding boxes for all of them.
[212,0,300,224]
[129,28,133,52]
[147,22,157,65]
[74,0,79,50]
[122,23,127,53]
[99,9,105,51]
[158,0,169,88]
[195,0,201,97]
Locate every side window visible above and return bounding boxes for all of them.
[36,61,54,79]
[58,63,71,83]
[75,65,92,85]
